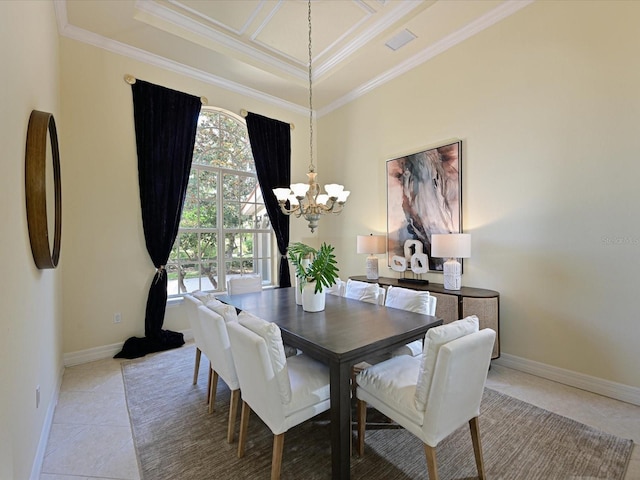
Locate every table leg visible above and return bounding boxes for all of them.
[329,359,352,480]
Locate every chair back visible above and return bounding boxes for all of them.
[344,279,380,304]
[385,285,434,314]
[325,278,345,296]
[196,305,240,390]
[421,328,496,445]
[227,321,287,432]
[184,295,205,349]
[227,275,262,295]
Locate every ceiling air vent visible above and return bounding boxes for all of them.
[385,29,417,51]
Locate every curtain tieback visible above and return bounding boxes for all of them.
[154,265,166,284]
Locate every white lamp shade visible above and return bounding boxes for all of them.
[357,234,387,254]
[316,194,329,205]
[273,188,291,201]
[287,195,299,206]
[324,184,344,197]
[337,190,350,202]
[290,183,310,197]
[431,234,471,258]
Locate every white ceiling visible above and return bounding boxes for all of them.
[55,0,532,115]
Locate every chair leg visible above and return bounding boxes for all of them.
[227,389,240,443]
[237,401,251,458]
[193,347,201,385]
[469,417,486,480]
[356,399,367,456]
[207,364,213,403]
[208,369,219,414]
[271,433,285,480]
[423,444,439,480]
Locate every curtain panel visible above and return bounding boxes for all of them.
[245,112,291,288]
[115,80,201,359]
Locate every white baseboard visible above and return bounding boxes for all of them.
[30,363,64,480]
[63,329,194,367]
[494,353,640,407]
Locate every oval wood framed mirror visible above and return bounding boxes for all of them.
[25,110,62,269]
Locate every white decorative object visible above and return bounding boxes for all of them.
[294,258,311,305]
[356,234,386,280]
[431,234,471,290]
[411,252,429,274]
[391,255,407,272]
[302,282,326,312]
[403,239,423,265]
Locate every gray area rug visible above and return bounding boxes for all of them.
[122,345,633,479]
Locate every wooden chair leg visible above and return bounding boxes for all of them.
[193,347,201,385]
[356,399,367,456]
[208,369,219,414]
[237,401,251,458]
[469,417,486,480]
[271,433,285,480]
[207,363,213,403]
[423,444,439,480]
[227,389,240,443]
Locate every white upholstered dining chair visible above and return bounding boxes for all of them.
[384,285,437,357]
[344,278,383,305]
[227,311,331,480]
[356,316,495,480]
[183,294,206,387]
[226,274,262,295]
[196,304,241,443]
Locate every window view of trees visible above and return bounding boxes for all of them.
[166,108,273,295]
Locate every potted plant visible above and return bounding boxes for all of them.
[288,242,340,312]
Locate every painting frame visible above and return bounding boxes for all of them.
[386,140,462,273]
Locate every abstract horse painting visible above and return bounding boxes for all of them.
[386,140,462,272]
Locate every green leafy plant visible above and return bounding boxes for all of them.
[288,242,339,294]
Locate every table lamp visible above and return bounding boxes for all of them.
[430,233,471,290]
[357,234,386,280]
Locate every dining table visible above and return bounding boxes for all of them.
[217,286,442,480]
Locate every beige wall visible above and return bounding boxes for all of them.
[59,39,311,354]
[0,1,62,479]
[318,0,640,388]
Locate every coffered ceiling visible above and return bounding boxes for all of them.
[55,0,532,114]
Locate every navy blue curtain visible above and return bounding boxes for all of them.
[245,112,291,288]
[115,80,201,359]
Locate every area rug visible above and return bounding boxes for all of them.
[122,345,633,479]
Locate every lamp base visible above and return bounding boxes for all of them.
[365,255,379,280]
[442,258,462,290]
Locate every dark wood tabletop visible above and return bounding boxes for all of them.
[217,287,442,480]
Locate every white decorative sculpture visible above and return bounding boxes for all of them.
[411,253,429,274]
[391,255,407,272]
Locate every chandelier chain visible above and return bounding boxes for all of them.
[308,0,314,173]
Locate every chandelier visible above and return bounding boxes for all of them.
[272,0,350,233]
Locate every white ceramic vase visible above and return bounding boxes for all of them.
[302,282,326,312]
[294,259,311,305]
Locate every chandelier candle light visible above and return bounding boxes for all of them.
[272,0,349,233]
[431,233,471,290]
[357,234,387,280]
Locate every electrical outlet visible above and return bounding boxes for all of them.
[36,385,40,408]
[114,312,122,324]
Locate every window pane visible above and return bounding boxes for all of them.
[200,262,218,290]
[223,202,240,229]
[240,232,254,257]
[181,171,199,228]
[224,233,239,259]
[166,264,180,296]
[200,232,217,260]
[223,173,239,201]
[180,263,199,293]
[179,233,198,261]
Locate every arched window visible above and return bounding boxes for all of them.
[167,107,273,295]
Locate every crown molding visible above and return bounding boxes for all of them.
[54,5,307,116]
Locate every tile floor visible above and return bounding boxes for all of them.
[40,344,640,479]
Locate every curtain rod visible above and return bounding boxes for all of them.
[123,74,208,105]
[240,109,295,130]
